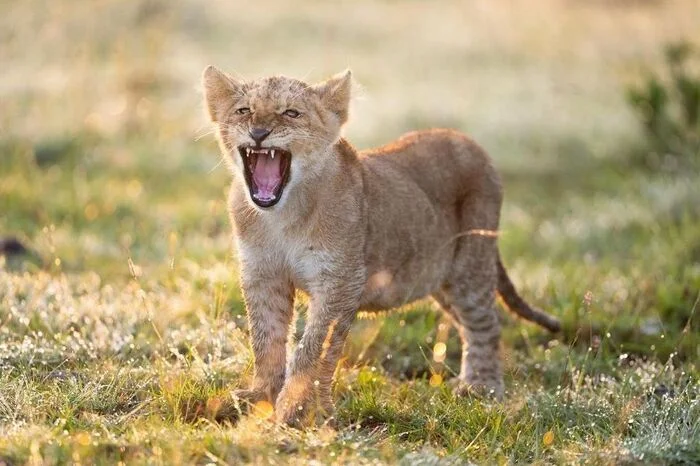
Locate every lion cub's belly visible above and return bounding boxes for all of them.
[358,208,458,311]
[359,263,449,310]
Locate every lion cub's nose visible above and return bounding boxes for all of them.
[249,127,271,145]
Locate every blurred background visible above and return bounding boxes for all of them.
[2,0,699,265]
[1,1,700,461]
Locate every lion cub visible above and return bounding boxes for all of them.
[202,66,560,427]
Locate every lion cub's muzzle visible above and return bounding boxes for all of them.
[238,146,292,208]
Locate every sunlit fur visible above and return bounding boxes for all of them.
[203,67,560,427]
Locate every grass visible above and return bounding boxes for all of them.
[1,0,700,464]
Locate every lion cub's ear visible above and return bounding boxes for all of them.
[312,69,352,125]
[202,65,243,122]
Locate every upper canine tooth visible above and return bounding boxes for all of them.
[271,150,275,159]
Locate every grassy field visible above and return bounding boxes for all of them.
[2,0,700,464]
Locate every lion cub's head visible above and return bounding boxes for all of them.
[203,67,352,209]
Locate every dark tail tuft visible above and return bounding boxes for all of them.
[497,257,561,333]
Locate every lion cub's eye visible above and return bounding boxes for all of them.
[234,107,251,115]
[283,109,301,118]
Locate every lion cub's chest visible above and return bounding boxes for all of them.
[239,221,339,294]
[288,245,337,293]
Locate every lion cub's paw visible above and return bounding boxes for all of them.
[232,388,272,407]
[449,377,505,401]
[210,388,270,423]
[275,391,334,428]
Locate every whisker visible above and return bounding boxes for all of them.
[208,155,225,174]
[195,128,217,141]
[299,68,315,82]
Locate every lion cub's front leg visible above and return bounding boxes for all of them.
[236,270,294,409]
[275,283,361,427]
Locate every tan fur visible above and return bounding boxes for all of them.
[202,66,560,426]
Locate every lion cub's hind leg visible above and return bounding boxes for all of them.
[433,203,504,399]
[433,260,503,398]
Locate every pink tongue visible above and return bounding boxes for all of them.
[252,154,282,200]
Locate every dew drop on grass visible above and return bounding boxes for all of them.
[543,430,555,447]
[75,432,91,446]
[429,374,443,387]
[433,342,447,363]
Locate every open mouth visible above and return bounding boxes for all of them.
[238,146,292,208]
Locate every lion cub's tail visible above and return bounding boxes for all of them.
[497,257,561,333]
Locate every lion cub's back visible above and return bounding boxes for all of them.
[359,128,498,204]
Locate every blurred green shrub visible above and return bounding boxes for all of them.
[627,42,700,167]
